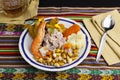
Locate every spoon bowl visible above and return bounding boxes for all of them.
[102,15,115,31]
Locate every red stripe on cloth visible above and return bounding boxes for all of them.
[91,47,98,51]
[88,53,97,57]
[0,46,18,48]
[0,52,20,56]
[91,46,98,48]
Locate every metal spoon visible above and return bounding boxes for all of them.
[96,15,115,62]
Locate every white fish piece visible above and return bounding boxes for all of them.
[76,31,86,49]
[77,31,85,39]
[39,46,48,56]
[76,39,86,49]
[67,40,76,49]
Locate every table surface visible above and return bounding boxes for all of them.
[0,7,120,80]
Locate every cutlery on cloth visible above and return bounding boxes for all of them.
[96,15,115,62]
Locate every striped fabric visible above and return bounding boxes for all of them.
[0,7,120,79]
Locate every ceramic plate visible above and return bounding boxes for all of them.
[19,17,91,72]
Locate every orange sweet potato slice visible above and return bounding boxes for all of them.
[63,24,80,38]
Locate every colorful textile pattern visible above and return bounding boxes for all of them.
[0,68,120,79]
[0,7,120,79]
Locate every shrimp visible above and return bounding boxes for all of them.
[31,19,46,59]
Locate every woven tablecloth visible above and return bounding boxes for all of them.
[0,7,120,80]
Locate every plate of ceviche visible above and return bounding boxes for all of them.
[19,17,91,71]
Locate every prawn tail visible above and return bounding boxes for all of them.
[31,41,43,58]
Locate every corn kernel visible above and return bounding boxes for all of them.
[53,53,57,58]
[54,63,60,67]
[55,49,61,53]
[38,58,43,63]
[68,53,73,57]
[52,60,56,63]
[67,58,72,63]
[55,57,59,62]
[58,62,64,66]
[62,53,67,59]
[72,56,78,61]
[56,53,61,56]
[73,49,78,53]
[74,52,79,56]
[58,56,63,61]
[63,60,67,63]
[61,50,64,53]
[47,57,52,62]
